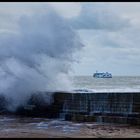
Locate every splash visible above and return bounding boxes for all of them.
[0,6,83,111]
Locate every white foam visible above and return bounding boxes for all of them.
[73,88,140,93]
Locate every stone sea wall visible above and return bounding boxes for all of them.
[0,91,140,125]
[53,92,140,125]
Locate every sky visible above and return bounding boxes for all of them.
[0,2,140,76]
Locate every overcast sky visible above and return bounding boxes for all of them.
[0,2,140,76]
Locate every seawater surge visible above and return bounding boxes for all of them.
[0,5,83,112]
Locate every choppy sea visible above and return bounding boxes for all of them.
[72,76,140,92]
[0,76,140,137]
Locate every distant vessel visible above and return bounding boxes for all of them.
[93,71,112,78]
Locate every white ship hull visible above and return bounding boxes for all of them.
[93,72,112,78]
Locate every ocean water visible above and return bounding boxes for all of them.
[0,76,139,137]
[72,76,140,92]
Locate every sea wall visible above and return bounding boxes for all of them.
[53,92,140,125]
[1,91,140,125]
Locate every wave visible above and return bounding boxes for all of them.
[72,88,140,93]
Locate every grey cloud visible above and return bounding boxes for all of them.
[69,4,131,31]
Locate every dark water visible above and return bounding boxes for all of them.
[72,76,140,92]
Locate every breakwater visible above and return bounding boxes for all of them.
[53,92,140,125]
[0,91,140,125]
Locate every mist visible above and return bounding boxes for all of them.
[0,6,83,111]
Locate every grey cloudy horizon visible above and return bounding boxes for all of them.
[0,2,140,76]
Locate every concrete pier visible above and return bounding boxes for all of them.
[1,91,140,125]
[52,92,140,124]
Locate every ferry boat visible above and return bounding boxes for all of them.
[93,71,112,78]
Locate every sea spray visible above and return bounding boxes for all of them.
[0,6,83,112]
